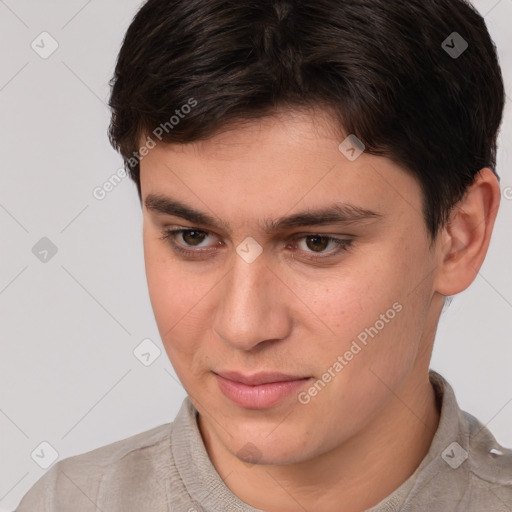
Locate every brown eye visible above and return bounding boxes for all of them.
[304,235,330,252]
[158,228,220,257]
[159,227,353,262]
[181,230,207,246]
[290,234,353,262]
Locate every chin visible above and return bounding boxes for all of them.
[226,429,315,467]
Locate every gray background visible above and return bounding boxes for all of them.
[0,1,511,510]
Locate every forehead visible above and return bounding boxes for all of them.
[138,110,424,231]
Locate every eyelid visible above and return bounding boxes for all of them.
[163,225,354,239]
[159,226,354,261]
[161,226,353,244]
[160,227,220,250]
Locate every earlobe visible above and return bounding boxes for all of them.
[434,168,501,296]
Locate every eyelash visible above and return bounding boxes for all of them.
[158,228,353,262]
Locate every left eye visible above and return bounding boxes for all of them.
[294,234,348,254]
[159,228,353,260]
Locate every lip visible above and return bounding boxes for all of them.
[215,371,308,386]
[214,371,312,409]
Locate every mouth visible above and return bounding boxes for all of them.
[213,371,312,409]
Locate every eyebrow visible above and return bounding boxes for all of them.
[144,193,382,234]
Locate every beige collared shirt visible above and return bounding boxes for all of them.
[16,370,512,511]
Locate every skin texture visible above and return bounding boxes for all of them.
[139,109,500,512]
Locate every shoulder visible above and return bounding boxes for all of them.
[400,372,512,512]
[16,422,174,512]
[461,409,512,508]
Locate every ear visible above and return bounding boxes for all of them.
[434,167,501,296]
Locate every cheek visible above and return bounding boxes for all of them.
[301,243,431,369]
[291,258,400,337]
[143,235,209,356]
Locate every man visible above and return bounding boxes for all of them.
[17,0,512,510]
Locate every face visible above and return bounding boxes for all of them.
[140,109,444,466]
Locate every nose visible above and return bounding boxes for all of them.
[212,249,292,352]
